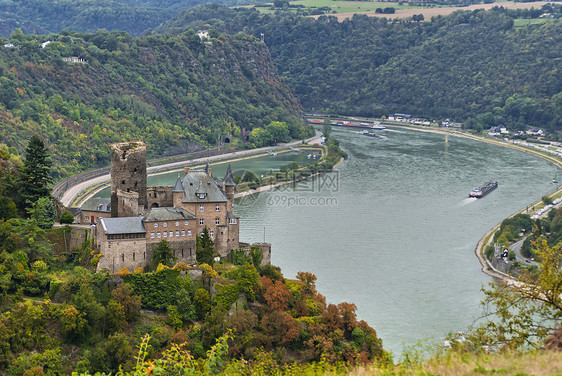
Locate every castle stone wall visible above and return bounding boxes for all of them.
[147,186,173,208]
[111,142,147,216]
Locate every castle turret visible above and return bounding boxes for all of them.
[110,141,147,217]
[224,164,235,211]
[172,174,184,207]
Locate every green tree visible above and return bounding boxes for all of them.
[175,287,195,322]
[58,210,75,224]
[472,238,562,350]
[151,239,175,268]
[19,135,53,213]
[0,197,17,220]
[196,227,215,266]
[322,119,332,140]
[110,283,141,323]
[193,288,211,320]
[249,246,263,267]
[14,203,53,263]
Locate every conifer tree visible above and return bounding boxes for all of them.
[152,239,175,268]
[19,135,53,212]
[196,227,215,265]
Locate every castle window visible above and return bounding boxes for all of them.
[163,231,167,238]
[181,230,186,237]
[210,231,214,238]
[229,218,237,225]
[175,221,179,227]
[169,231,173,238]
[215,218,220,225]
[199,219,204,225]
[133,253,135,261]
[198,193,206,199]
[122,180,125,185]
[134,181,137,188]
[215,205,220,211]
[163,222,168,228]
[157,232,161,238]
[143,252,146,260]
[154,223,158,228]
[85,216,89,221]
[122,254,124,263]
[188,230,192,236]
[176,231,179,237]
[184,220,189,225]
[199,205,204,212]
[181,249,184,258]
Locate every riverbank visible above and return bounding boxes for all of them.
[381,122,562,282]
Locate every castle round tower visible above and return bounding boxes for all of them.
[110,141,147,217]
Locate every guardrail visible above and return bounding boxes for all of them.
[51,148,231,200]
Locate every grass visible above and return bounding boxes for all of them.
[348,349,562,375]
[513,18,548,27]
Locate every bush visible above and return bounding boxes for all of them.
[58,210,75,224]
[485,245,495,260]
[543,195,553,205]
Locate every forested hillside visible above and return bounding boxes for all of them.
[0,0,258,37]
[157,5,562,131]
[0,29,309,179]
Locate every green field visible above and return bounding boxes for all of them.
[249,0,523,15]
[290,0,411,12]
[253,0,434,13]
[513,17,548,26]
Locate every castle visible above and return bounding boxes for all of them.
[91,141,269,273]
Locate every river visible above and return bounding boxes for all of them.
[234,126,555,356]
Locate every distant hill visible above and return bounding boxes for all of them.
[157,4,562,132]
[0,30,307,179]
[0,0,259,37]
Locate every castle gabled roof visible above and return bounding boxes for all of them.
[144,207,196,222]
[181,170,227,203]
[224,164,235,187]
[100,217,145,235]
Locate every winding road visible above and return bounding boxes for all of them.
[58,131,323,208]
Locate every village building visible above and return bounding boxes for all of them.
[91,141,269,273]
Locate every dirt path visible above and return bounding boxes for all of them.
[312,1,551,21]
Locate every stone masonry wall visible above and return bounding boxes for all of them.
[111,141,147,216]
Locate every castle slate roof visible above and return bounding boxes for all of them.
[100,217,145,235]
[181,170,227,203]
[173,174,183,192]
[224,164,235,187]
[144,207,196,222]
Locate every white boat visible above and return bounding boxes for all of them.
[370,122,386,130]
